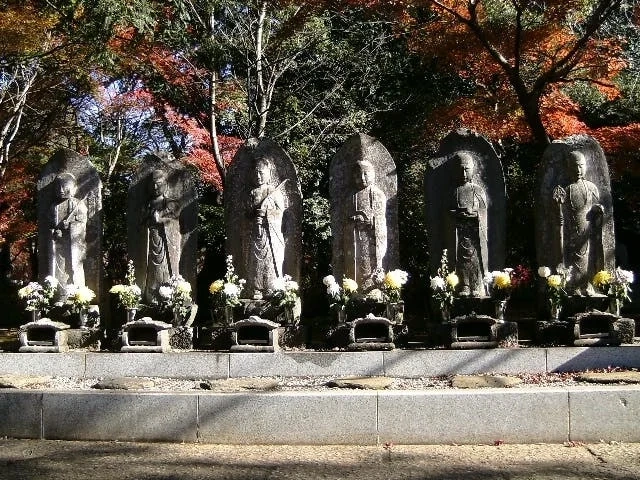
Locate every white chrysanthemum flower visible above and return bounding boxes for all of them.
[273,276,287,292]
[285,280,299,291]
[326,283,341,297]
[44,276,59,288]
[616,267,634,284]
[129,285,142,296]
[158,285,173,298]
[430,276,446,291]
[342,278,358,293]
[385,269,409,289]
[538,266,551,278]
[322,275,336,286]
[176,281,191,294]
[223,283,240,297]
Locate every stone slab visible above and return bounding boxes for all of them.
[547,347,640,372]
[451,374,522,389]
[85,353,229,379]
[575,371,640,384]
[42,392,197,442]
[569,387,640,442]
[0,375,50,388]
[198,391,378,444]
[229,352,385,377]
[326,376,393,390]
[0,391,42,439]
[383,349,546,377]
[92,378,156,390]
[0,353,85,377]
[378,389,568,444]
[200,378,280,392]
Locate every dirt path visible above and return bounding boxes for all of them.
[1,439,639,479]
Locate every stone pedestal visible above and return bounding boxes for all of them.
[121,318,172,353]
[347,315,395,351]
[169,326,194,350]
[447,313,518,349]
[19,319,71,353]
[67,328,101,350]
[572,311,635,346]
[230,316,280,352]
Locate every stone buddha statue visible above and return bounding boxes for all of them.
[553,151,604,295]
[247,157,285,299]
[344,160,387,288]
[49,172,87,287]
[450,152,488,297]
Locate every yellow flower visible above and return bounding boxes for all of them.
[110,284,125,294]
[494,272,511,290]
[384,270,409,290]
[445,272,459,288]
[209,279,224,294]
[547,275,562,288]
[176,281,191,293]
[342,278,358,293]
[592,270,612,288]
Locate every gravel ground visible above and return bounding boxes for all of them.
[7,370,634,392]
[1,439,640,479]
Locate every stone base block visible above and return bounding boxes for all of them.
[230,316,279,352]
[19,319,71,353]
[121,318,172,353]
[571,312,635,347]
[535,321,574,346]
[448,313,518,349]
[347,341,395,351]
[67,328,101,351]
[169,326,193,351]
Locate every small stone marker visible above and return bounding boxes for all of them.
[326,376,393,390]
[0,374,50,388]
[199,378,280,392]
[575,371,640,384]
[92,377,156,390]
[452,374,522,389]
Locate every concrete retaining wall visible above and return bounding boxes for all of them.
[2,387,640,444]
[1,346,639,379]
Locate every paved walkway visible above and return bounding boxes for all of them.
[1,439,640,479]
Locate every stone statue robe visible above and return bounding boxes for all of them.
[344,184,387,286]
[144,194,181,299]
[451,182,488,296]
[559,179,604,292]
[247,184,285,295]
[49,197,87,286]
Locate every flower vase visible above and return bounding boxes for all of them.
[385,301,404,324]
[441,305,451,323]
[78,309,88,329]
[494,300,507,322]
[126,308,137,323]
[609,298,621,317]
[172,309,183,327]
[336,306,347,324]
[30,310,41,323]
[550,304,561,321]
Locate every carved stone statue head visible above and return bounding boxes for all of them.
[56,172,78,200]
[567,150,587,182]
[254,157,273,187]
[456,152,476,185]
[151,169,168,197]
[354,160,376,190]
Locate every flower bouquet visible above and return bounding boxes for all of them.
[17,276,59,316]
[430,250,459,321]
[209,255,246,323]
[538,265,569,319]
[157,275,193,326]
[109,260,142,316]
[593,267,634,315]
